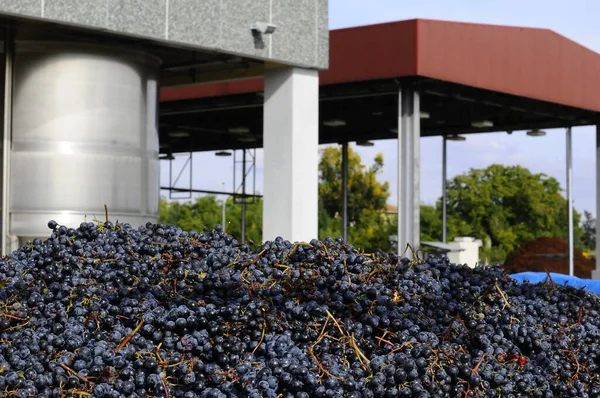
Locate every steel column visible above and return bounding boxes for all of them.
[442,137,447,244]
[341,142,349,241]
[566,127,574,277]
[595,125,600,280]
[241,149,247,243]
[397,88,421,258]
[1,28,13,255]
[221,182,226,227]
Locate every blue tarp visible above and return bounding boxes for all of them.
[510,272,600,296]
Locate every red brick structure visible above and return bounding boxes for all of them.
[503,237,595,279]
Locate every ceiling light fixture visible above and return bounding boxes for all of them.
[323,119,346,127]
[215,151,232,157]
[471,120,494,128]
[228,127,250,134]
[445,134,466,141]
[420,111,430,119]
[356,140,375,147]
[526,129,547,137]
[168,131,189,138]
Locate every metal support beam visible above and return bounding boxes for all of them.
[442,137,447,244]
[160,187,262,198]
[397,88,421,258]
[595,125,600,280]
[221,182,226,228]
[262,67,319,242]
[2,27,13,255]
[160,61,265,88]
[341,142,349,242]
[566,127,574,277]
[168,151,193,200]
[241,149,247,244]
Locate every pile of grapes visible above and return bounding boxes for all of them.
[0,221,599,397]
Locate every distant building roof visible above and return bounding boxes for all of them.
[384,204,398,214]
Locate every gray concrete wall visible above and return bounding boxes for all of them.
[0,0,329,69]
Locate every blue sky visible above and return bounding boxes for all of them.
[161,0,600,217]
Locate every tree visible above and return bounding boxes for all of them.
[420,204,442,243]
[159,196,222,232]
[318,146,394,252]
[319,147,389,224]
[580,210,596,251]
[442,164,582,264]
[159,196,262,244]
[223,198,263,244]
[159,147,393,251]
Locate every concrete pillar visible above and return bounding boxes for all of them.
[262,67,319,243]
[397,88,421,258]
[594,125,600,279]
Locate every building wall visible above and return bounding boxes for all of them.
[0,0,329,69]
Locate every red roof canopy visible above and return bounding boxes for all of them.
[161,19,600,113]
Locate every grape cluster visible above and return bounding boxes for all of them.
[0,220,598,397]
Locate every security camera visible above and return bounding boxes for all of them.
[251,22,277,35]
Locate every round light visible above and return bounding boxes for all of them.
[169,131,189,138]
[526,129,546,137]
[215,151,232,157]
[445,134,466,141]
[323,119,346,127]
[228,127,250,134]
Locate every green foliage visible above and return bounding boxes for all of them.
[159,146,394,251]
[420,204,442,243]
[580,210,596,251]
[319,147,389,225]
[318,146,394,252]
[224,198,263,244]
[158,196,222,232]
[159,196,262,244]
[440,164,583,264]
[159,158,591,265]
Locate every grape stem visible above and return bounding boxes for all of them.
[252,309,267,355]
[161,376,171,398]
[0,312,28,322]
[494,280,511,309]
[115,319,144,353]
[308,317,344,381]
[325,309,370,369]
[58,363,90,384]
[472,352,488,376]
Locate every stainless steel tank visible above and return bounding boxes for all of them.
[9,41,161,239]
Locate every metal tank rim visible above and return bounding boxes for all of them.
[11,211,159,237]
[11,40,163,69]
